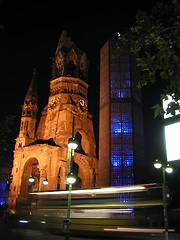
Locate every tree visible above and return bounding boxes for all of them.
[117,0,180,118]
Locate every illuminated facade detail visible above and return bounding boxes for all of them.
[99,39,145,191]
[8,31,98,209]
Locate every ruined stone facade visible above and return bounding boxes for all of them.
[8,31,99,209]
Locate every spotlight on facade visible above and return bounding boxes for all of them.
[66,171,76,185]
[154,159,162,169]
[67,137,78,150]
[29,175,35,183]
[42,178,49,185]
[28,169,48,190]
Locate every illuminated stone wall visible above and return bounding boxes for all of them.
[8,31,99,209]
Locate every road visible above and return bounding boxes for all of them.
[2,228,180,240]
[7,229,180,240]
[1,218,180,240]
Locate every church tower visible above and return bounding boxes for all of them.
[8,31,99,209]
[15,69,38,149]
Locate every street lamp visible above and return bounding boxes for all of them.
[68,137,78,150]
[154,159,173,240]
[29,168,48,191]
[66,171,76,222]
[64,117,78,240]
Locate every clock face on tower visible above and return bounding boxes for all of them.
[79,99,87,112]
[79,99,85,106]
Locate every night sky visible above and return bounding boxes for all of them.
[0,0,165,164]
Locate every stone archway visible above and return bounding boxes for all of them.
[73,154,93,188]
[57,165,66,190]
[17,158,39,206]
[73,161,82,189]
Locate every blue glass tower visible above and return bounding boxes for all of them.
[99,38,145,189]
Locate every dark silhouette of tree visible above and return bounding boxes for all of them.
[118,0,180,118]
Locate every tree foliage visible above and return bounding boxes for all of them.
[118,0,180,118]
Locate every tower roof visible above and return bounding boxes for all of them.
[55,30,74,55]
[22,69,38,117]
[26,69,38,101]
[51,31,89,82]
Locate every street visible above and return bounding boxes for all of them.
[5,228,180,240]
[1,219,180,240]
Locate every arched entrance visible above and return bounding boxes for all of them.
[17,158,39,206]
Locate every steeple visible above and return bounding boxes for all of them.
[55,30,73,54]
[15,70,38,149]
[22,69,38,118]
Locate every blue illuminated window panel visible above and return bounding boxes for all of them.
[111,122,121,133]
[111,147,122,154]
[0,182,6,205]
[123,167,134,178]
[111,155,123,167]
[120,89,131,98]
[111,165,134,187]
[123,155,133,166]
[122,134,132,143]
[111,147,122,155]
[121,79,131,88]
[123,178,134,186]
[111,122,132,135]
[112,179,123,186]
[111,166,121,178]
[111,133,121,143]
[122,114,132,122]
[122,144,133,154]
[122,123,132,133]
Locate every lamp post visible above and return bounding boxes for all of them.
[65,171,76,237]
[154,159,173,240]
[29,168,48,191]
[64,117,78,240]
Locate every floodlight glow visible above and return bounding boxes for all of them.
[154,159,162,169]
[165,122,180,162]
[43,178,48,185]
[165,165,173,173]
[68,137,78,150]
[29,176,35,183]
[66,171,76,184]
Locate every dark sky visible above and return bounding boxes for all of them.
[0,0,163,162]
